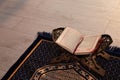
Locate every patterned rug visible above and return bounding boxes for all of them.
[2,32,120,80]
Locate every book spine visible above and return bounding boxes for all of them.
[73,37,84,54]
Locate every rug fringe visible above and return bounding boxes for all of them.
[105,46,120,56]
[37,32,52,40]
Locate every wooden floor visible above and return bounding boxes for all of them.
[0,0,120,79]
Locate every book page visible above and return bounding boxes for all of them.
[75,35,101,55]
[56,27,83,53]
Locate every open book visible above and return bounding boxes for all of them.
[55,27,102,55]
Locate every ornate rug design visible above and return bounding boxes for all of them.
[2,32,120,80]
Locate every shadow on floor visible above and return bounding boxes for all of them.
[0,0,27,23]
